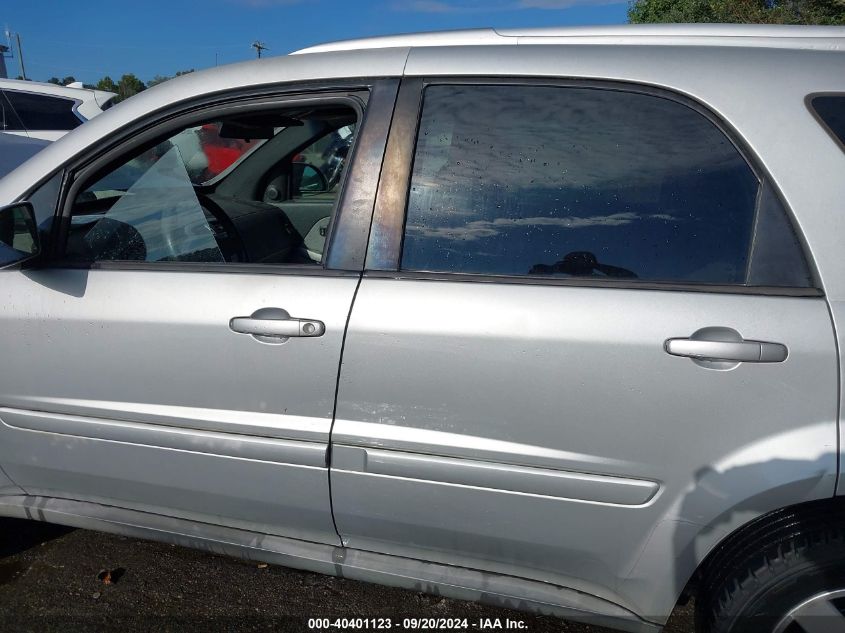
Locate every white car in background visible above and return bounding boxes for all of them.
[1,78,116,141]
[0,79,116,178]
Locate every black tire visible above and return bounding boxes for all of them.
[695,500,845,633]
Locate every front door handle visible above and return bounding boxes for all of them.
[665,337,788,363]
[230,307,325,344]
[230,317,325,338]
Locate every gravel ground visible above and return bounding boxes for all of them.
[0,518,694,632]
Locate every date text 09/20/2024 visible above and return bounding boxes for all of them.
[307,618,528,630]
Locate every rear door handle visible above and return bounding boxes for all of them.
[230,317,325,338]
[230,307,325,344]
[664,338,787,363]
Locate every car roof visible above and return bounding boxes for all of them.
[292,24,845,54]
[0,78,115,104]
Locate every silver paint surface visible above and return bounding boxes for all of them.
[0,269,357,544]
[333,280,838,618]
[0,25,843,630]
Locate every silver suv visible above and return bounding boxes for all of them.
[0,24,843,633]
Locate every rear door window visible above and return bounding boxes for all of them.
[400,84,808,287]
[4,90,82,131]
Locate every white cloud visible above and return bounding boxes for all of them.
[407,213,676,242]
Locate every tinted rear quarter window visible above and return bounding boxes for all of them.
[0,91,25,131]
[401,84,797,286]
[4,90,82,131]
[811,95,845,149]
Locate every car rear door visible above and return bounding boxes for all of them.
[0,81,397,544]
[329,78,839,614]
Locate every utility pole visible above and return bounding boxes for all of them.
[251,41,268,59]
[15,32,26,80]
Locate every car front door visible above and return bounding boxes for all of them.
[329,80,839,614]
[0,81,395,544]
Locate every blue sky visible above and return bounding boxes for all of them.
[3,0,629,84]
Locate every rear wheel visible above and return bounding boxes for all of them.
[775,589,845,633]
[696,502,845,633]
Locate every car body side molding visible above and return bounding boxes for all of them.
[333,445,660,506]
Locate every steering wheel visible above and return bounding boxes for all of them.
[195,192,247,263]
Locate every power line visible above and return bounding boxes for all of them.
[15,38,249,51]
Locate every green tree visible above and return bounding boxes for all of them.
[46,76,76,85]
[144,69,195,89]
[116,73,146,101]
[96,76,118,93]
[628,0,845,24]
[146,74,171,88]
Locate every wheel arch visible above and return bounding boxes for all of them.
[691,496,845,601]
[620,421,838,623]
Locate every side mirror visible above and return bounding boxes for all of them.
[0,202,41,269]
[292,162,328,194]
